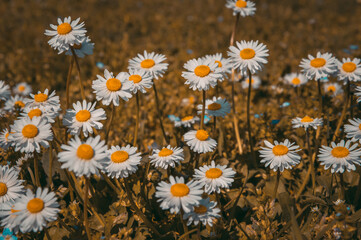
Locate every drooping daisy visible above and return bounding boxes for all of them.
[318,140,361,173]
[0,166,24,203]
[336,58,361,82]
[324,82,343,96]
[344,118,361,143]
[13,82,32,96]
[228,40,269,76]
[0,202,20,233]
[25,89,60,111]
[63,100,106,137]
[259,140,301,172]
[126,69,153,94]
[193,161,235,194]
[149,145,184,169]
[58,135,107,177]
[197,97,231,118]
[184,130,217,153]
[92,69,133,106]
[44,16,86,51]
[174,116,200,128]
[241,75,261,89]
[128,50,168,80]
[14,188,59,233]
[0,129,14,150]
[291,116,323,130]
[283,73,308,87]
[9,117,53,153]
[155,176,203,214]
[104,145,142,178]
[203,53,233,80]
[183,198,221,227]
[299,52,336,80]
[4,96,26,112]
[20,105,59,124]
[63,36,94,58]
[225,0,256,17]
[0,81,10,101]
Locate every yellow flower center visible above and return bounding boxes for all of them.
[22,124,39,138]
[18,85,25,92]
[240,48,255,60]
[14,101,25,108]
[205,168,223,179]
[75,110,91,122]
[111,151,129,163]
[292,78,301,85]
[28,109,42,119]
[208,103,221,111]
[196,130,209,141]
[73,43,82,49]
[106,78,122,91]
[158,148,173,157]
[27,198,44,213]
[34,93,48,103]
[272,145,289,156]
[359,124,361,131]
[140,59,155,68]
[170,183,190,197]
[342,62,357,73]
[246,78,255,84]
[235,0,247,8]
[331,146,349,158]
[181,116,193,121]
[215,60,222,67]
[327,85,336,92]
[0,182,8,196]
[57,22,72,35]
[310,58,326,68]
[301,116,314,123]
[129,74,142,84]
[76,144,94,160]
[194,65,211,77]
[193,204,207,214]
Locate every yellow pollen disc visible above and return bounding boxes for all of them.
[327,85,336,92]
[34,93,48,103]
[18,85,25,92]
[205,168,223,179]
[28,109,42,119]
[140,59,155,68]
[301,116,314,123]
[14,101,25,108]
[129,74,142,84]
[194,65,211,77]
[75,110,91,122]
[196,130,209,141]
[246,78,255,84]
[215,60,222,67]
[57,22,72,35]
[170,183,190,197]
[194,204,208,214]
[22,124,39,138]
[27,198,44,213]
[158,148,173,157]
[272,145,289,156]
[292,78,301,85]
[240,48,255,60]
[106,78,122,91]
[359,124,361,131]
[235,0,247,8]
[111,151,129,163]
[182,116,193,121]
[342,62,357,73]
[208,103,221,111]
[76,144,94,160]
[0,182,8,196]
[310,58,326,68]
[331,146,349,158]
[73,43,82,49]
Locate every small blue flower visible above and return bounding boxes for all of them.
[349,45,359,50]
[271,119,280,125]
[204,115,211,124]
[96,62,105,69]
[168,115,180,122]
[217,16,224,22]
[254,114,260,118]
[186,49,193,54]
[342,49,351,54]
[280,102,290,108]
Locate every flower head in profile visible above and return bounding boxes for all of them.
[184,130,217,153]
[13,82,32,96]
[197,97,231,118]
[63,36,94,58]
[241,75,261,89]
[225,0,256,17]
[150,145,184,169]
[183,198,220,227]
[128,50,168,79]
[20,105,59,124]
[0,81,11,101]
[25,89,60,111]
[344,118,361,143]
[174,116,200,128]
[283,73,308,87]
[324,82,343,96]
[336,58,361,82]
[292,116,323,130]
[4,95,26,112]
[299,52,336,80]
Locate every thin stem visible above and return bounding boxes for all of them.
[100,172,121,195]
[317,79,323,117]
[66,57,75,109]
[49,145,53,189]
[200,90,206,129]
[295,152,315,200]
[84,178,91,239]
[133,93,140,146]
[179,209,189,237]
[247,69,257,167]
[153,82,169,144]
[105,104,115,143]
[70,47,85,100]
[339,173,345,200]
[306,129,315,192]
[34,153,40,187]
[273,171,281,199]
[229,13,240,46]
[332,80,350,141]
[27,167,36,186]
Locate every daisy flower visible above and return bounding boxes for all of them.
[318,140,361,173]
[241,75,261,89]
[174,116,200,128]
[336,58,361,82]
[225,0,256,17]
[44,16,86,51]
[149,145,184,169]
[20,105,59,124]
[291,116,323,130]
[183,198,220,227]
[0,81,10,101]
[92,69,133,106]
[4,95,26,112]
[344,118,361,143]
[184,130,217,153]
[63,36,94,58]
[14,188,59,233]
[259,140,301,172]
[128,50,168,79]
[193,161,236,194]
[283,73,308,87]
[228,40,269,76]
[324,82,343,96]
[104,145,142,178]
[155,176,203,214]
[0,129,14,150]
[299,52,336,80]
[197,97,231,118]
[0,166,24,203]
[182,58,223,91]
[126,69,153,94]
[9,117,53,153]
[58,135,107,177]
[63,100,106,137]
[13,82,32,96]
[25,89,60,111]
[0,202,20,233]
[203,53,233,79]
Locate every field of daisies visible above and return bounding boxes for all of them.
[1,0,361,239]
